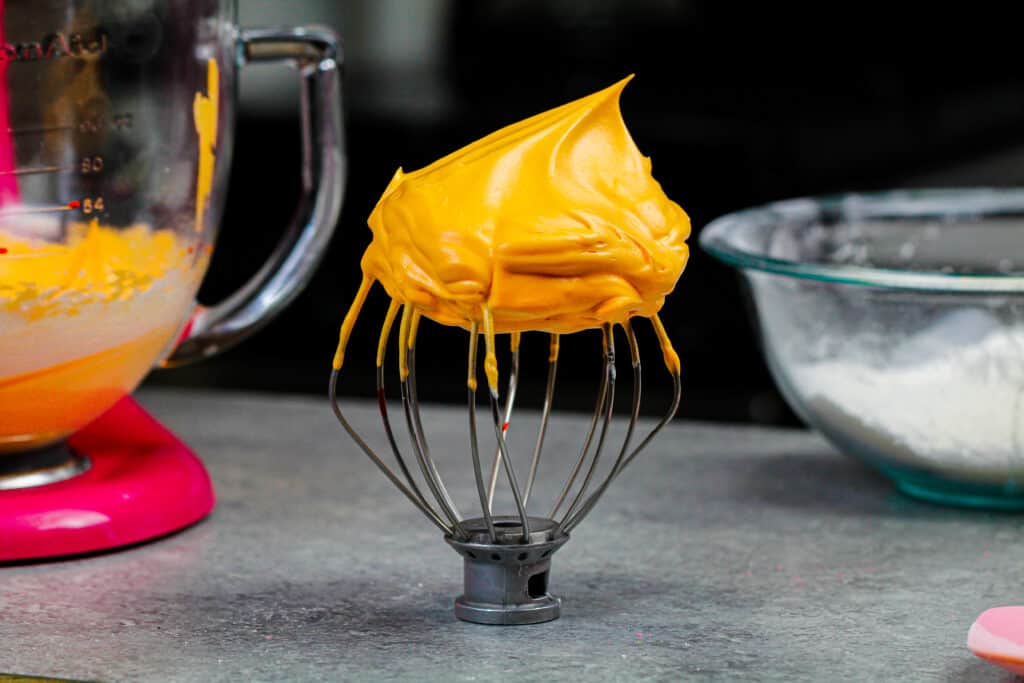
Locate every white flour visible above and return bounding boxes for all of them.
[791,311,1024,481]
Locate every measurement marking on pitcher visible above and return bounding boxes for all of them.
[0,201,77,216]
[0,156,104,177]
[0,165,74,177]
[6,113,133,137]
[5,124,73,136]
[0,200,99,218]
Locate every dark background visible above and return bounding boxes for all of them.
[151,0,1024,426]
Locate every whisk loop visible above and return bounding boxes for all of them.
[329,278,682,537]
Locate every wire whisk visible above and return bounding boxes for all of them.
[330,278,682,624]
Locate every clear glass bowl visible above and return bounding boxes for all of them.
[701,188,1024,509]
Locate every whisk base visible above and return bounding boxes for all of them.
[446,516,569,626]
[454,593,561,625]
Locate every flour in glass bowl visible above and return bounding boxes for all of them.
[791,310,1024,482]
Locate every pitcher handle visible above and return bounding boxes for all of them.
[163,26,345,366]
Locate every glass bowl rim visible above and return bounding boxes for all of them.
[699,187,1024,293]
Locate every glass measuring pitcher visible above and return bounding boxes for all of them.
[0,0,344,454]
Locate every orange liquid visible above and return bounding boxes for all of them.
[0,222,196,453]
[0,326,177,452]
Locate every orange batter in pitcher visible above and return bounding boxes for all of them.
[0,57,219,453]
[0,222,194,452]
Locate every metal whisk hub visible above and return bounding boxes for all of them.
[446,516,569,625]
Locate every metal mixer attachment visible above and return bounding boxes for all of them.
[330,303,681,625]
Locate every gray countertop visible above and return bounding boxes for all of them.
[2,388,1022,682]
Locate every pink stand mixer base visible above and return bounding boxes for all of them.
[0,397,215,562]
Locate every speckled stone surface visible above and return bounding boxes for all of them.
[2,388,1022,682]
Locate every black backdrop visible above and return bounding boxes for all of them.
[151,1,1024,426]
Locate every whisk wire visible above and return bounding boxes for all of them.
[556,323,617,530]
[563,320,642,532]
[372,300,445,522]
[486,340,520,511]
[329,370,451,534]
[467,323,498,543]
[376,365,440,521]
[480,308,531,541]
[564,346,682,531]
[549,325,613,519]
[620,371,682,474]
[399,306,467,538]
[523,333,559,507]
[409,345,465,522]
[489,389,531,541]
